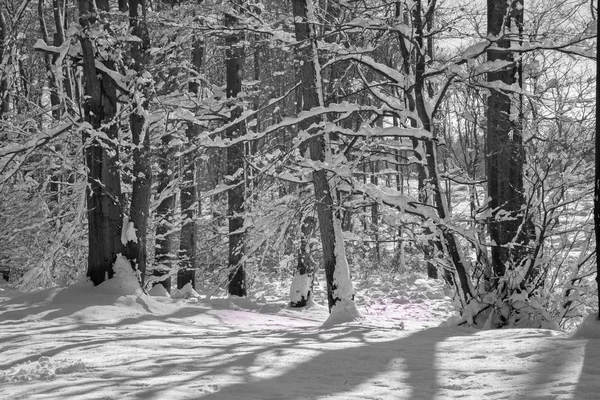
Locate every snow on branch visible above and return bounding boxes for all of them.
[33,39,130,93]
[324,123,433,141]
[323,54,406,85]
[0,120,78,159]
[198,102,386,148]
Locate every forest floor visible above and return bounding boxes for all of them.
[1,261,600,400]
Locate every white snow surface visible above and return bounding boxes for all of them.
[121,216,138,245]
[1,270,599,399]
[289,273,311,304]
[171,282,201,300]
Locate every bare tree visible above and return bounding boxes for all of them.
[225,4,247,297]
[124,0,152,284]
[78,0,123,284]
[486,0,527,283]
[292,0,357,314]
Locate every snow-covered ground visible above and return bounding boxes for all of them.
[1,261,599,400]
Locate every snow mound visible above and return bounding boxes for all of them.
[171,282,201,299]
[0,356,86,383]
[148,284,171,297]
[573,313,600,339]
[289,273,311,304]
[323,299,362,326]
[97,255,142,296]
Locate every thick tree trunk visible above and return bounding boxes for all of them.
[124,0,152,285]
[225,10,246,297]
[155,144,178,275]
[179,34,204,290]
[292,0,356,314]
[79,0,123,285]
[486,0,525,282]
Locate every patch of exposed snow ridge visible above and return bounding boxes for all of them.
[0,357,86,383]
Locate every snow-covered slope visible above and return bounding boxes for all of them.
[1,267,599,399]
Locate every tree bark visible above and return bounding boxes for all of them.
[0,10,9,117]
[154,139,178,276]
[124,0,152,285]
[594,16,600,321]
[179,32,204,290]
[409,0,470,300]
[486,0,526,281]
[291,215,315,307]
[370,161,380,262]
[79,0,123,285]
[292,0,356,313]
[225,9,246,297]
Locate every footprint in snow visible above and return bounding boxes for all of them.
[196,384,221,393]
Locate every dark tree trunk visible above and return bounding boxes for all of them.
[370,161,381,262]
[0,10,8,117]
[124,0,152,285]
[154,171,177,269]
[486,0,525,282]
[409,0,469,300]
[79,0,123,285]
[179,33,204,290]
[594,16,600,321]
[292,0,356,312]
[395,1,438,280]
[225,10,247,297]
[38,0,56,118]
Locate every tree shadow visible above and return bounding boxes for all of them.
[2,285,478,399]
[178,326,476,400]
[574,337,600,398]
[499,329,598,399]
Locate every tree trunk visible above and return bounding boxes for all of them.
[124,0,152,285]
[179,32,204,290]
[594,16,600,321]
[155,143,178,277]
[486,0,525,282]
[395,1,438,280]
[290,215,315,307]
[370,161,380,262]
[0,10,9,117]
[79,0,123,285]
[410,0,470,300]
[225,9,247,297]
[292,0,357,314]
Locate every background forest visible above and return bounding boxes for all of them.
[0,0,597,330]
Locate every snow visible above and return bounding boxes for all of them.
[97,255,142,296]
[148,284,170,297]
[326,218,360,325]
[121,216,138,245]
[1,272,599,399]
[289,272,311,304]
[171,282,201,300]
[573,313,600,339]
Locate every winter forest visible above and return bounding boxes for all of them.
[1,0,599,398]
